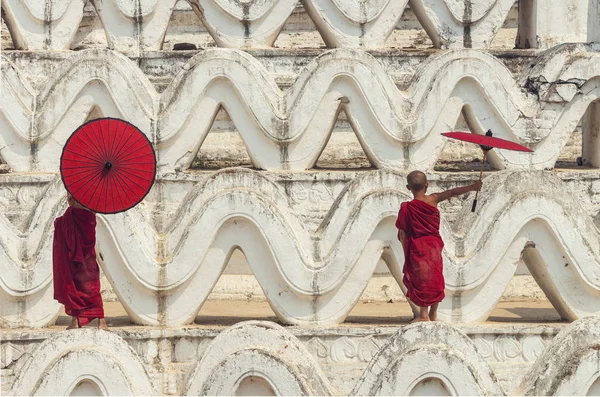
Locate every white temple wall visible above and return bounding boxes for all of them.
[3,318,600,395]
[2,0,600,394]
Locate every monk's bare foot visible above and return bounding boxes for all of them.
[98,318,109,330]
[410,307,430,323]
[66,317,78,330]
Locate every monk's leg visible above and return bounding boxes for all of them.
[429,303,439,321]
[98,318,108,330]
[411,306,430,323]
[66,316,78,330]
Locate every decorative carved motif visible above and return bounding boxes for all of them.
[471,335,548,363]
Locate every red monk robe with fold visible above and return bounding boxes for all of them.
[395,200,445,307]
[53,206,104,326]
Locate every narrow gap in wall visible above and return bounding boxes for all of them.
[1,16,15,50]
[488,253,563,323]
[385,2,433,49]
[496,258,551,304]
[195,248,279,326]
[434,108,493,172]
[70,380,104,396]
[86,105,104,122]
[273,2,327,48]
[408,378,452,396]
[0,110,11,172]
[0,151,9,173]
[190,105,255,170]
[515,0,536,49]
[71,2,108,50]
[554,122,583,169]
[210,248,266,302]
[587,378,600,396]
[579,99,600,168]
[346,251,415,324]
[234,376,278,397]
[163,0,215,51]
[314,108,374,170]
[489,0,519,49]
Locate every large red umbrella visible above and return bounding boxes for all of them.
[442,129,532,212]
[60,118,156,214]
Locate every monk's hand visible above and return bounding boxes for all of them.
[472,180,483,192]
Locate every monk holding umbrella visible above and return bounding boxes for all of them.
[53,118,156,329]
[396,129,532,322]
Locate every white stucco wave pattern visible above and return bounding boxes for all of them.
[8,328,157,396]
[1,169,599,327]
[184,321,334,395]
[352,321,503,395]
[6,318,600,395]
[1,45,600,173]
[3,0,598,50]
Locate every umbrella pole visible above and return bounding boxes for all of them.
[471,150,488,212]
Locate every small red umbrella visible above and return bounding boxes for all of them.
[60,118,156,214]
[441,129,533,212]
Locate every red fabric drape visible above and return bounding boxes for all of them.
[53,206,104,326]
[395,200,445,307]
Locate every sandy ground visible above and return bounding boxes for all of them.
[55,299,567,329]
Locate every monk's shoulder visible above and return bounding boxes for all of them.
[422,195,439,208]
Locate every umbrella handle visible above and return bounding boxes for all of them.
[471,150,488,213]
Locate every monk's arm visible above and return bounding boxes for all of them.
[398,229,406,247]
[433,180,482,203]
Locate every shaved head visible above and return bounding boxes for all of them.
[407,171,427,192]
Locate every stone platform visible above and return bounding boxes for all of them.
[5,299,595,396]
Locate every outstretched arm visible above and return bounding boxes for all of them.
[433,180,482,204]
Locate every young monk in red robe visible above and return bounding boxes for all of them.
[396,171,482,322]
[53,193,107,329]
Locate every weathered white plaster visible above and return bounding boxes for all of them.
[187,0,297,48]
[3,0,597,51]
[2,46,600,174]
[90,0,178,54]
[8,329,156,395]
[353,322,502,395]
[516,0,600,49]
[1,169,600,327]
[2,1,600,395]
[301,0,410,48]
[516,316,600,395]
[410,0,515,48]
[184,321,333,395]
[1,0,85,50]
[1,322,566,395]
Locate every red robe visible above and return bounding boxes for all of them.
[395,199,445,307]
[53,206,104,326]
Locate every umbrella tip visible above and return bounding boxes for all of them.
[105,162,112,170]
[486,129,493,137]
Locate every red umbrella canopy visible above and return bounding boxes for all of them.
[442,130,533,152]
[60,118,156,214]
